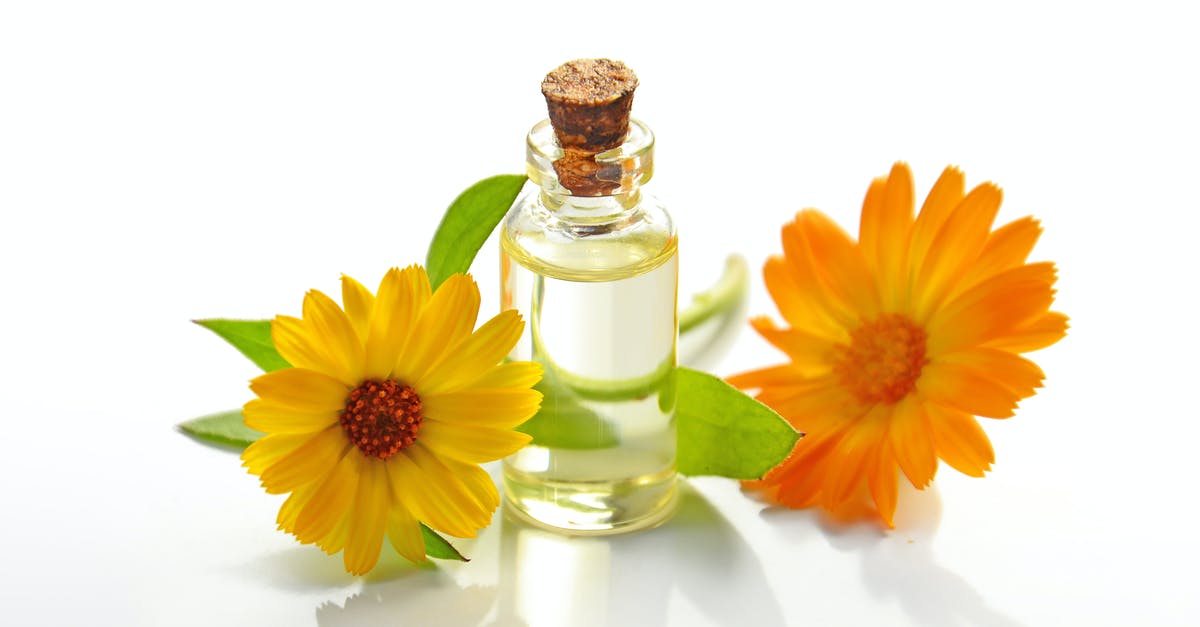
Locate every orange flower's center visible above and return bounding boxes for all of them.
[833,313,928,405]
[339,379,423,460]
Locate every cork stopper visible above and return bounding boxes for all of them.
[541,59,639,196]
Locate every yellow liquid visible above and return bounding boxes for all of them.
[501,233,679,534]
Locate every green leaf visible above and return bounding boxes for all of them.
[420,523,468,561]
[425,174,527,290]
[178,409,263,448]
[675,367,800,479]
[194,318,290,372]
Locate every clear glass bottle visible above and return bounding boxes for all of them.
[500,113,679,534]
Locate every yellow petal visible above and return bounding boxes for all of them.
[917,360,1021,419]
[386,502,427,564]
[386,449,479,538]
[888,395,937,489]
[417,310,525,395]
[440,456,501,513]
[241,432,312,475]
[272,315,348,383]
[294,450,360,545]
[393,273,480,385]
[243,398,338,434]
[927,403,995,477]
[276,478,319,534]
[912,181,1002,322]
[419,419,532,463]
[302,289,364,384]
[468,361,544,390]
[341,274,376,343]
[364,265,430,379]
[859,162,914,311]
[249,368,349,412]
[407,444,497,534]
[343,456,390,575]
[258,425,349,494]
[421,388,542,429]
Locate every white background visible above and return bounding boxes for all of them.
[2,1,1197,625]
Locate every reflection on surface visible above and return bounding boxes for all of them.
[315,480,786,626]
[315,570,496,626]
[495,480,786,626]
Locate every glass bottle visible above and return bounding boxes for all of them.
[500,59,678,534]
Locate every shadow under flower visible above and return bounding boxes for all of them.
[762,483,1025,627]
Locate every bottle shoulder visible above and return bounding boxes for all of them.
[500,190,677,282]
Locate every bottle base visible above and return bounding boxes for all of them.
[502,466,678,536]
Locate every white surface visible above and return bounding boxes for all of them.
[2,1,1197,625]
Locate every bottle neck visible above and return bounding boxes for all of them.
[526,118,655,219]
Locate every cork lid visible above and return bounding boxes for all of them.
[541,58,639,195]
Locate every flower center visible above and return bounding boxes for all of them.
[833,313,928,405]
[339,379,423,460]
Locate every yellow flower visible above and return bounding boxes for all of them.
[729,163,1067,527]
[240,265,541,574]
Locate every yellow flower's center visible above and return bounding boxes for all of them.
[833,313,928,405]
[339,379,423,460]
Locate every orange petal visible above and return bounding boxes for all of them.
[859,163,914,311]
[927,263,1057,356]
[907,166,966,288]
[935,348,1044,400]
[865,440,899,528]
[984,311,1069,353]
[888,396,937,489]
[917,360,1022,419]
[781,217,860,330]
[912,181,1003,322]
[726,363,806,391]
[927,403,994,477]
[958,216,1042,293]
[795,210,880,321]
[819,406,885,509]
[748,316,839,370]
[762,255,848,342]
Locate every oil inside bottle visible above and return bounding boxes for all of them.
[501,234,678,534]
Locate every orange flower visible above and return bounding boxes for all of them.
[729,163,1067,526]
